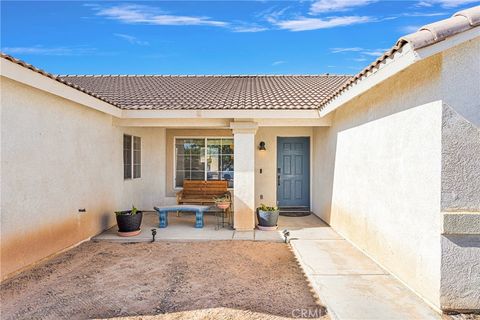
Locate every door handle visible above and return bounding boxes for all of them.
[277,175,280,186]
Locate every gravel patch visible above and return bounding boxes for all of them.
[1,241,327,320]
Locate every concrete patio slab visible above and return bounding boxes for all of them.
[292,240,387,275]
[310,275,441,320]
[254,229,284,242]
[93,212,235,242]
[233,230,255,240]
[93,211,329,243]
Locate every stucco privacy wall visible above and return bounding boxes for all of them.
[0,77,166,279]
[440,104,480,310]
[312,37,480,310]
[333,100,443,306]
[440,38,480,211]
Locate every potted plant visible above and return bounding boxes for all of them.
[115,205,143,237]
[256,204,280,231]
[214,194,231,210]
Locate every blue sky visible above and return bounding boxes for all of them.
[1,0,479,75]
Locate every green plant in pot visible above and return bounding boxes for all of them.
[256,204,279,231]
[214,194,231,210]
[115,205,143,237]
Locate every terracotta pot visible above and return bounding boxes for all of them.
[216,202,230,210]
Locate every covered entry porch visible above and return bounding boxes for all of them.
[114,109,333,232]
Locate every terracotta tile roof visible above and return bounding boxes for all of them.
[320,5,480,110]
[401,6,480,50]
[0,53,120,108]
[58,74,351,110]
[3,6,477,113]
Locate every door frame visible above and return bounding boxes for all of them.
[275,136,312,209]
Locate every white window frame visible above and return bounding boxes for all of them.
[124,134,141,180]
[173,136,234,190]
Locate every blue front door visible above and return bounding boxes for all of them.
[277,137,310,208]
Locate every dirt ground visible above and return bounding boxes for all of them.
[1,241,327,320]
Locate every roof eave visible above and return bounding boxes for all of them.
[319,26,480,117]
[1,57,122,117]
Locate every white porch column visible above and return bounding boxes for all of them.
[230,121,258,231]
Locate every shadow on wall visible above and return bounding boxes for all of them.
[100,212,111,231]
[312,126,338,225]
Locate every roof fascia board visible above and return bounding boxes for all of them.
[121,109,322,119]
[320,28,480,117]
[112,116,331,127]
[256,116,332,126]
[113,118,231,128]
[1,59,121,117]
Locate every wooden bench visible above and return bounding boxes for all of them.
[176,180,230,205]
[154,205,210,228]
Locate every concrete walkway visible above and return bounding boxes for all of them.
[288,227,441,320]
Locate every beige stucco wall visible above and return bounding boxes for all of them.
[312,37,480,310]
[311,127,335,222]
[0,77,166,279]
[254,127,313,209]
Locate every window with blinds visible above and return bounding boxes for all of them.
[123,134,141,179]
[175,137,234,188]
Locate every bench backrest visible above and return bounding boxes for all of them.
[182,180,228,198]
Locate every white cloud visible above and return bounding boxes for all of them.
[257,6,291,21]
[416,0,480,7]
[272,60,286,66]
[361,49,388,56]
[273,16,373,31]
[93,4,227,27]
[1,46,97,56]
[330,47,363,53]
[114,33,149,45]
[310,0,377,14]
[406,11,448,16]
[231,25,268,33]
[400,25,421,33]
[330,47,388,57]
